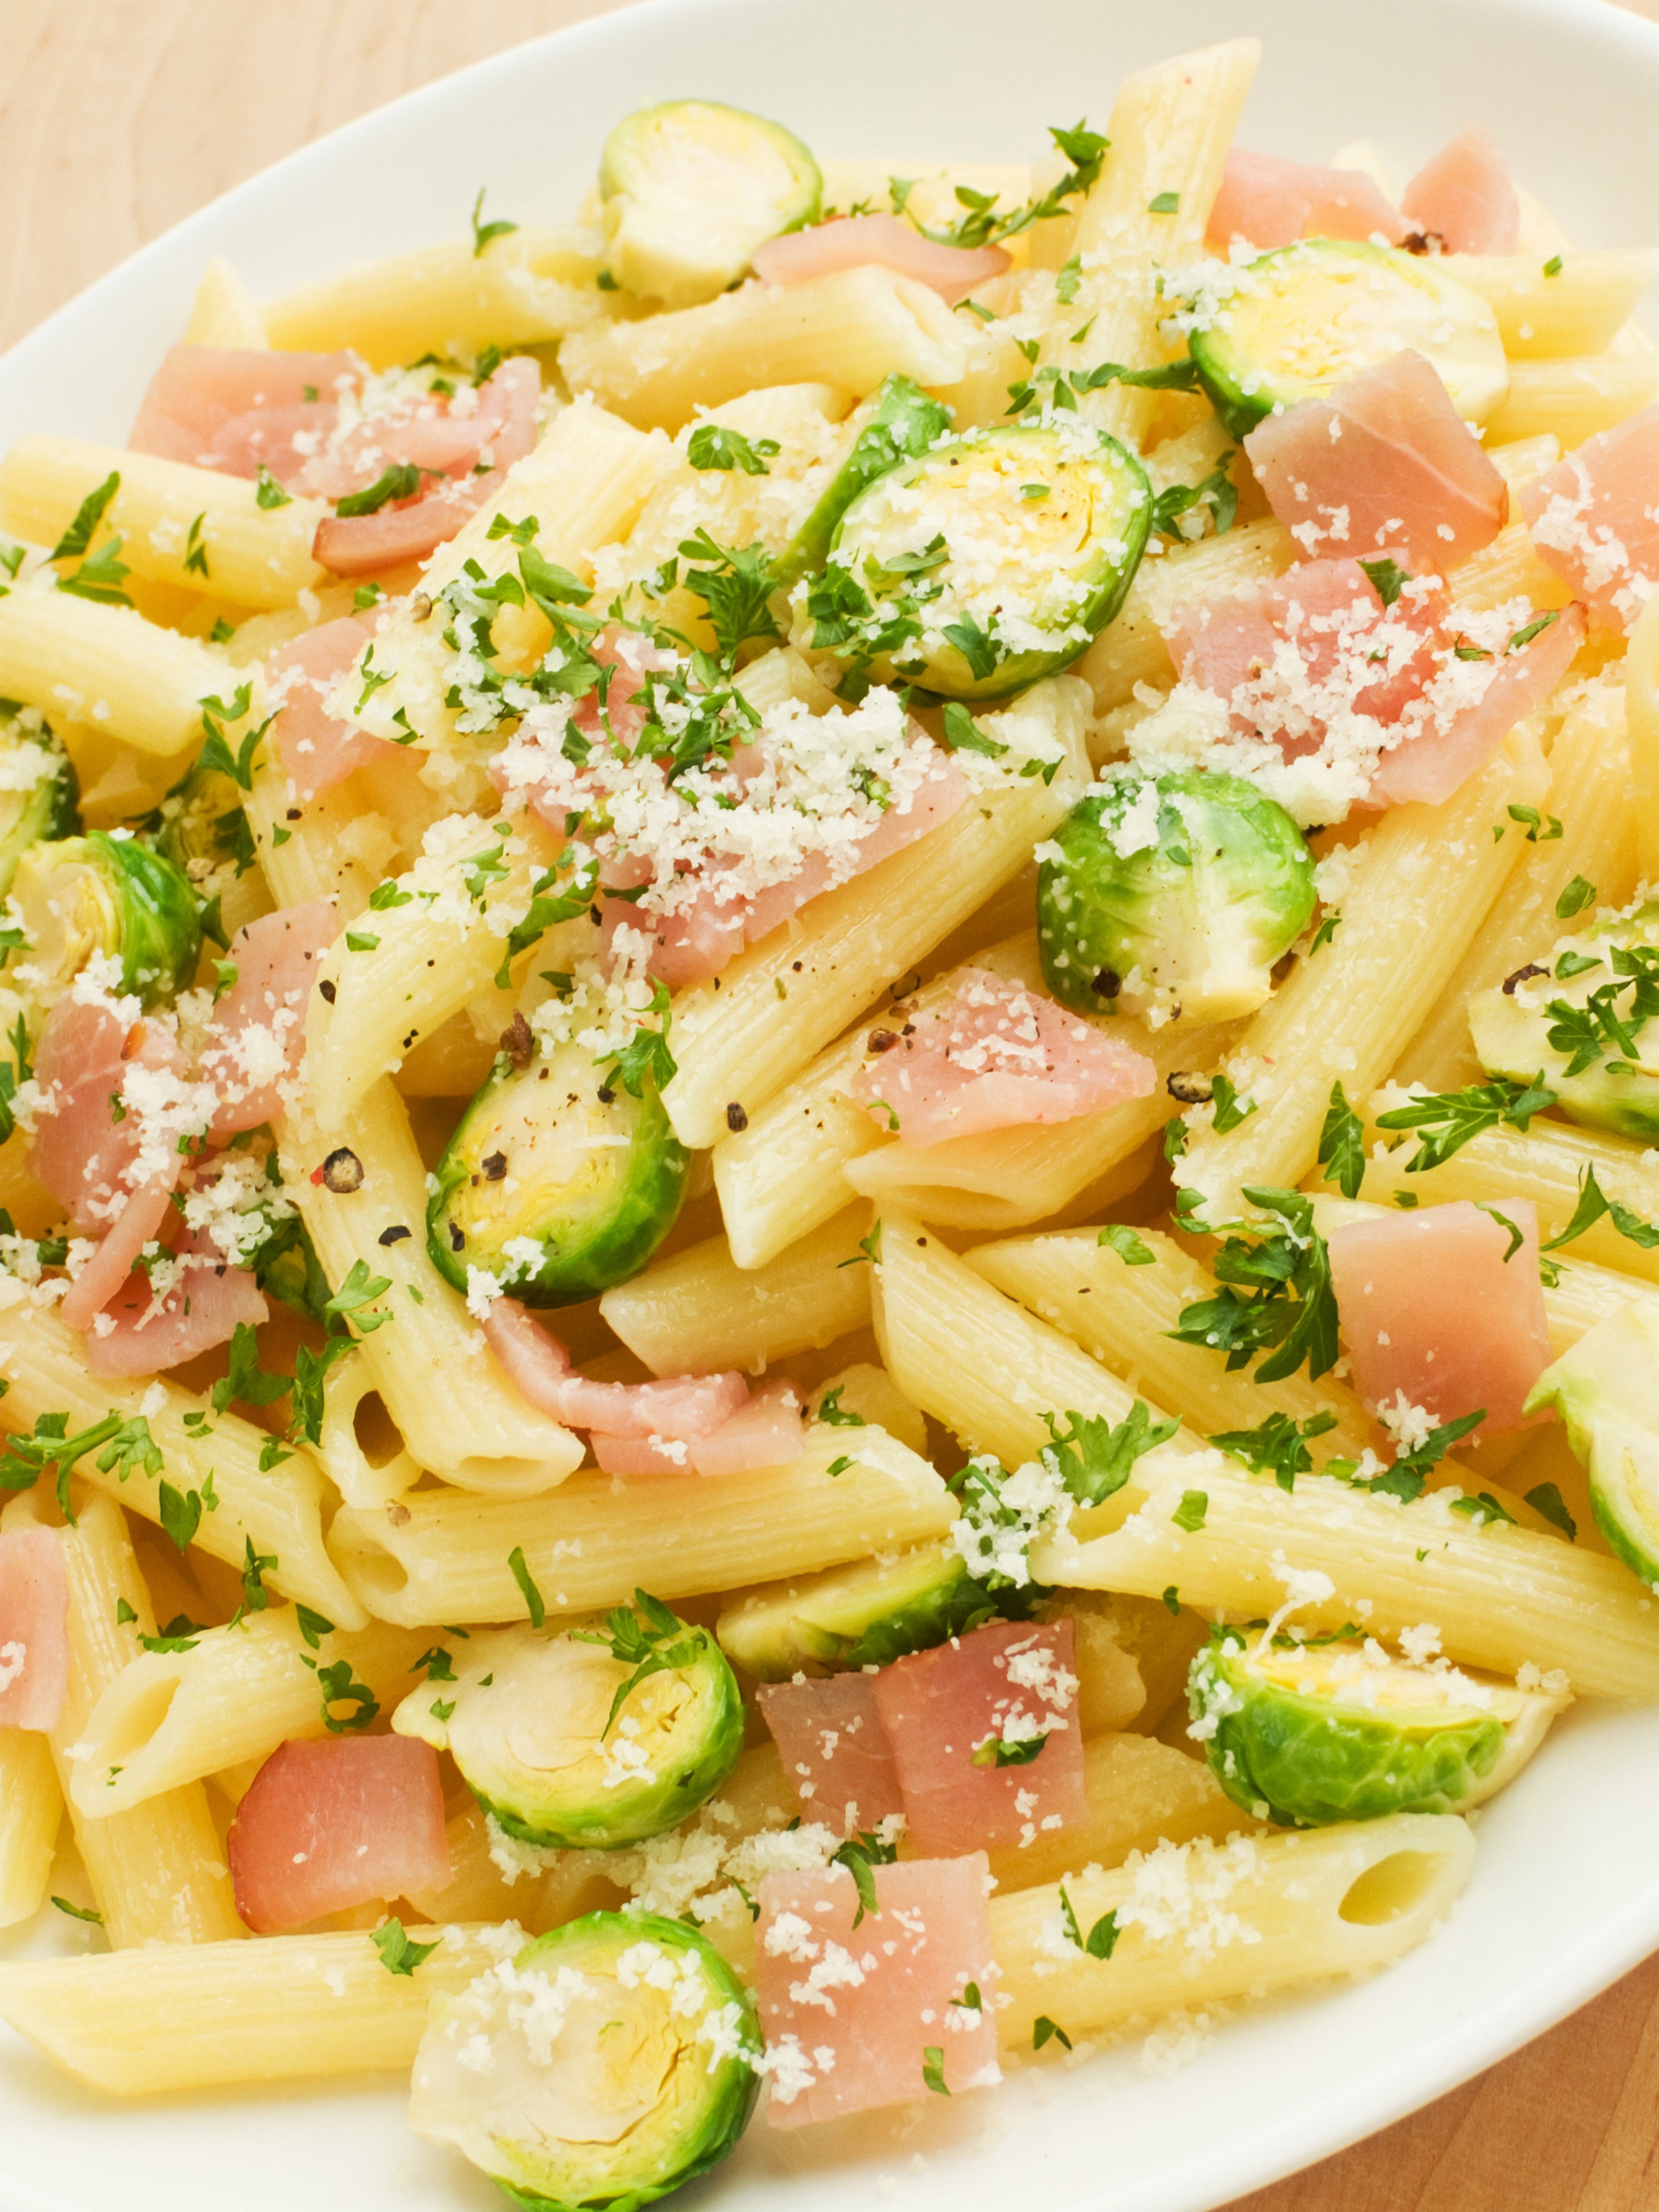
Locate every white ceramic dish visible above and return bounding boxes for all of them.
[4,1,1659,2207]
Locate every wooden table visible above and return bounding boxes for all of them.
[4,1,1658,2204]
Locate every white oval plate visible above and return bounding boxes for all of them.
[4,2,1659,2207]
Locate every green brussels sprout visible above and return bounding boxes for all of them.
[10,830,203,1007]
[600,100,822,308]
[773,374,953,589]
[394,1605,745,1849]
[716,1538,1044,1681]
[1187,238,1509,439]
[1189,1624,1564,1827]
[410,1911,760,2212]
[797,420,1151,702]
[1037,767,1316,1023]
[427,1038,688,1308]
[1526,1301,1659,1584]
[0,709,78,902]
[1469,899,1659,1141]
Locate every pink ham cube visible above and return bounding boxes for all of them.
[0,1526,70,1732]
[228,1734,450,1934]
[757,1673,904,1836]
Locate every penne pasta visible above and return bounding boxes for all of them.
[0,1728,61,1930]
[0,582,228,757]
[1446,250,1659,359]
[1485,354,1659,445]
[182,254,268,349]
[1629,595,1659,885]
[1075,518,1297,720]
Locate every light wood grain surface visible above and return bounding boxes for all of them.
[4,2,1659,2206]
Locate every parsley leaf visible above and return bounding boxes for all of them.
[686,424,780,475]
[1373,1076,1557,1172]
[1541,1162,1659,1252]
[1525,1481,1578,1540]
[318,1656,379,1732]
[922,2046,949,2095]
[1210,1408,1338,1493]
[1097,1223,1154,1267]
[940,698,1009,758]
[372,1916,439,1975]
[324,1257,393,1334]
[1169,1187,1338,1385]
[1358,556,1411,608]
[470,187,519,256]
[1040,1400,1178,1507]
[831,1825,899,1927]
[1034,2015,1073,2051]
[1350,1409,1485,1503]
[1318,1080,1367,1199]
[508,1545,547,1629]
[336,464,432,519]
[254,467,292,510]
[571,1589,701,1733]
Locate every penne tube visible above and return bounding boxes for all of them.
[0,436,326,610]
[1034,1460,1659,1698]
[1630,595,1659,886]
[312,1343,421,1510]
[1,1489,245,1946]
[67,1609,428,1818]
[0,1295,362,1626]
[1485,355,1659,445]
[991,1815,1474,2050]
[0,1728,60,1930]
[1447,518,1576,616]
[598,1206,873,1376]
[664,680,1088,1151]
[0,1924,503,2094]
[964,1226,1374,1460]
[559,265,969,433]
[1177,725,1550,1220]
[327,1425,956,1627]
[1446,250,1659,359]
[871,1211,1200,1472]
[183,254,268,349]
[0,581,228,757]
[263,227,607,365]
[282,1079,585,1496]
[1336,1090,1659,1287]
[1074,519,1295,719]
[1392,677,1637,1090]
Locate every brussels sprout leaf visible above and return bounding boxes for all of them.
[1211,1408,1339,1493]
[373,1916,439,1974]
[1040,1400,1179,1507]
[1317,1081,1366,1199]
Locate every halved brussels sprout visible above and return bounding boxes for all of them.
[1469,900,1659,1141]
[797,421,1152,701]
[411,1911,760,2212]
[394,1608,745,1849]
[154,754,256,884]
[716,1539,1040,1681]
[1526,1302,1659,1583]
[0,709,78,902]
[1187,238,1509,439]
[600,100,822,308]
[1189,1625,1565,1827]
[1037,767,1316,1023]
[427,1038,688,1307]
[773,374,953,588]
[10,830,202,1007]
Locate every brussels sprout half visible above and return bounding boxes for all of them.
[1470,899,1659,1142]
[1190,1626,1564,1827]
[1187,238,1509,439]
[1037,767,1316,1023]
[428,1038,688,1308]
[1526,1302,1659,1584]
[0,711,78,902]
[716,1539,1043,1681]
[395,1611,745,1850]
[600,99,822,308]
[10,830,202,1008]
[411,1911,760,2212]
[799,420,1151,702]
[773,375,953,589]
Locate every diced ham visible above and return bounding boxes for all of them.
[312,358,541,575]
[128,346,364,469]
[228,1734,450,1935]
[850,968,1155,1148]
[872,1619,1087,1857]
[755,1854,999,2126]
[0,1526,70,1733]
[1401,126,1519,256]
[1205,148,1406,251]
[1521,404,1659,634]
[201,901,337,1135]
[30,1001,191,1233]
[58,1174,175,1331]
[266,617,397,802]
[1367,601,1584,806]
[83,1223,268,1379]
[752,213,1010,303]
[481,1298,747,1438]
[590,1377,805,1476]
[1326,1198,1553,1439]
[757,1673,904,1836]
[1244,350,1506,575]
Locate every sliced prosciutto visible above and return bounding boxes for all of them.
[1367,601,1584,806]
[129,346,364,469]
[228,1734,450,1935]
[84,1222,268,1379]
[266,617,398,802]
[756,1673,904,1836]
[1205,148,1406,251]
[1400,126,1519,256]
[1326,1198,1552,1440]
[201,901,337,1134]
[755,1853,999,2126]
[57,1173,175,1332]
[850,968,1155,1148]
[1521,403,1659,634]
[752,213,1010,303]
[590,1379,806,1476]
[872,1619,1086,1856]
[1244,350,1506,575]
[0,1526,70,1732]
[30,999,192,1233]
